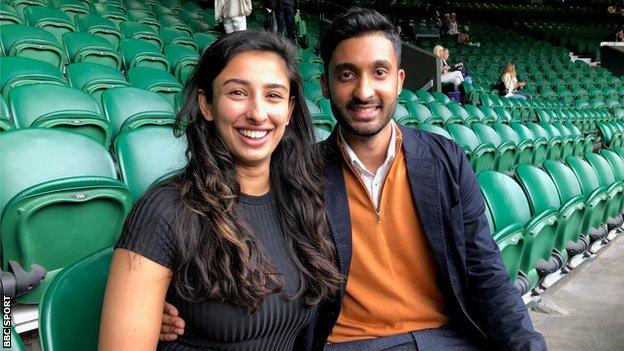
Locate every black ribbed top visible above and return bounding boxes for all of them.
[116,184,314,351]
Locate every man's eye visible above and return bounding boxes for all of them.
[340,71,354,80]
[375,69,388,77]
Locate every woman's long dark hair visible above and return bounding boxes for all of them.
[171,30,341,312]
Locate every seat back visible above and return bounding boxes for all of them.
[472,123,502,147]
[478,171,532,230]
[417,123,451,139]
[600,149,624,181]
[447,124,480,151]
[566,155,603,196]
[9,83,111,146]
[0,24,64,68]
[542,160,584,204]
[62,31,121,69]
[115,126,187,200]
[493,122,520,145]
[585,153,617,188]
[514,164,561,215]
[1,129,131,303]
[102,87,176,136]
[39,248,112,351]
[66,62,129,103]
[0,56,66,98]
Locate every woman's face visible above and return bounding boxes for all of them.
[198,50,294,170]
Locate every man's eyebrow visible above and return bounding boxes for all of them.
[333,60,393,73]
[222,79,288,90]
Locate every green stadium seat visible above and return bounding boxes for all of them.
[125,0,152,11]
[600,149,624,213]
[66,62,129,104]
[192,32,219,53]
[511,122,548,166]
[126,9,160,32]
[0,57,66,99]
[180,3,204,22]
[527,122,562,160]
[102,87,176,137]
[0,94,14,132]
[303,81,324,103]
[417,123,452,139]
[62,32,121,70]
[472,123,516,172]
[159,15,193,36]
[493,122,534,166]
[126,67,182,108]
[300,50,323,65]
[152,3,178,18]
[542,123,574,159]
[398,89,420,104]
[74,14,122,49]
[160,27,197,52]
[478,106,499,124]
[48,0,89,20]
[314,126,331,142]
[565,156,610,241]
[89,2,127,28]
[447,123,496,172]
[9,84,112,146]
[0,24,64,69]
[432,91,451,105]
[478,171,558,290]
[115,126,187,200]
[6,0,46,19]
[0,129,131,303]
[119,39,170,72]
[23,6,76,44]
[584,152,624,227]
[164,45,199,84]
[515,164,581,268]
[0,3,22,26]
[415,90,435,104]
[492,107,512,124]
[317,97,334,117]
[403,101,441,125]
[39,247,112,351]
[428,102,463,125]
[298,62,322,82]
[463,104,488,124]
[120,21,162,51]
[447,102,477,125]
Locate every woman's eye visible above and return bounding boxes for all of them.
[267,92,284,99]
[228,90,246,97]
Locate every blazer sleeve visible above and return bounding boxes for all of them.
[455,145,547,351]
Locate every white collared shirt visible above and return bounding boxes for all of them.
[338,121,397,210]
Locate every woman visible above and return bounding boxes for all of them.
[498,62,529,99]
[99,30,341,350]
[433,45,464,92]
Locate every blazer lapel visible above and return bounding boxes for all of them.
[321,131,352,288]
[399,126,448,274]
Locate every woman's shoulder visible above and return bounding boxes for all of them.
[129,181,183,225]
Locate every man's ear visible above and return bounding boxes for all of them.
[197,89,213,121]
[396,69,406,96]
[320,74,330,99]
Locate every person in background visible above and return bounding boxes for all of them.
[498,62,530,99]
[263,0,278,32]
[215,0,252,33]
[433,45,464,92]
[276,0,299,41]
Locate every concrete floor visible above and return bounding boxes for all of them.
[530,234,624,351]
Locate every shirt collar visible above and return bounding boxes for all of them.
[338,120,397,177]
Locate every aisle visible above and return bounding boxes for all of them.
[530,234,624,351]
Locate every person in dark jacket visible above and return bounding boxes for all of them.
[276,0,299,40]
[160,8,548,351]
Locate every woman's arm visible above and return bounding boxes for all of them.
[99,248,172,351]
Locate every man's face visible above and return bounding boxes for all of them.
[321,32,404,139]
[443,49,450,60]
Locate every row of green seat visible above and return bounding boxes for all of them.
[479,149,624,291]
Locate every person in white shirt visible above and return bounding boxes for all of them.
[433,45,463,92]
[215,0,252,33]
[498,63,529,99]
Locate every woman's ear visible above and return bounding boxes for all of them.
[197,89,213,121]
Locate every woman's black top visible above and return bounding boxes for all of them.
[116,184,314,351]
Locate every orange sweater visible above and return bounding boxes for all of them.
[328,133,448,343]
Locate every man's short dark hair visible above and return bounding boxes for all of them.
[320,7,402,75]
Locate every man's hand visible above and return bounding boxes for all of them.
[159,302,185,342]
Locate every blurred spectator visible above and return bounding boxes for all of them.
[276,0,299,41]
[433,45,464,92]
[616,28,624,42]
[497,63,530,99]
[263,0,278,32]
[448,12,459,40]
[215,0,252,33]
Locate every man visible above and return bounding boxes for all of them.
[160,8,546,351]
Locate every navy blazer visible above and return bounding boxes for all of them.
[307,125,547,351]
